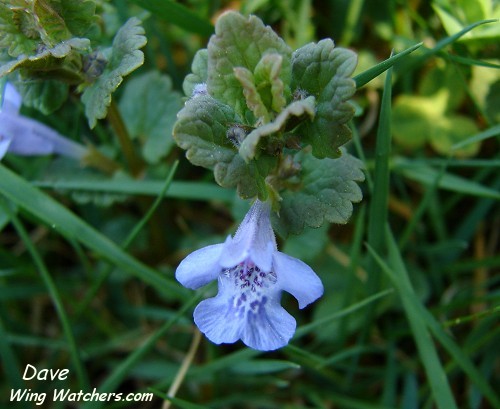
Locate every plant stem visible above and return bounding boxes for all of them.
[107,99,144,177]
[162,329,202,409]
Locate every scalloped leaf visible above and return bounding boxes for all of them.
[0,37,90,78]
[173,94,275,198]
[81,17,146,128]
[119,71,183,164]
[239,96,316,162]
[15,79,69,114]
[0,0,96,59]
[291,39,357,159]
[183,48,208,97]
[254,53,288,113]
[0,2,39,57]
[51,0,98,38]
[273,149,365,236]
[207,11,291,120]
[234,66,269,123]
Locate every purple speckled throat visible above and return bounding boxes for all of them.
[223,260,277,318]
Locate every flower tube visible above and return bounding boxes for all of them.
[0,82,86,161]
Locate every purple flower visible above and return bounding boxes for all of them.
[0,82,86,161]
[176,200,324,351]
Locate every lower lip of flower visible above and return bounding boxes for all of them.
[223,260,277,317]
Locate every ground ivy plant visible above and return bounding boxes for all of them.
[173,11,364,236]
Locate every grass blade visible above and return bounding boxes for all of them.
[451,123,500,151]
[366,240,458,409]
[33,179,235,202]
[1,203,90,391]
[354,42,422,88]
[400,19,497,73]
[82,293,203,409]
[131,0,213,36]
[295,289,394,338]
[366,60,393,290]
[0,315,25,390]
[0,164,185,297]
[394,160,500,199]
[75,162,180,316]
[368,226,500,408]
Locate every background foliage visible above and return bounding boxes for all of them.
[0,0,499,408]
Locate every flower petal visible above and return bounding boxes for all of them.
[194,285,296,351]
[219,235,247,268]
[1,82,22,114]
[0,113,86,159]
[175,243,223,289]
[8,115,86,158]
[273,252,324,309]
[241,297,296,351]
[193,295,241,345]
[0,133,13,160]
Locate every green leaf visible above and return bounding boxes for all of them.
[0,37,90,78]
[81,17,146,128]
[392,93,481,157]
[433,3,500,41]
[392,93,447,150]
[0,0,96,59]
[232,52,290,124]
[15,79,69,114]
[429,115,480,157]
[173,94,274,198]
[254,53,288,113]
[234,65,270,122]
[0,2,39,57]
[182,49,208,97]
[291,39,357,159]
[470,61,500,124]
[207,11,292,119]
[50,0,98,38]
[238,96,316,162]
[119,71,183,164]
[32,0,72,45]
[274,149,365,236]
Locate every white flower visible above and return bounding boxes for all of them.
[175,200,324,351]
[0,82,86,161]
